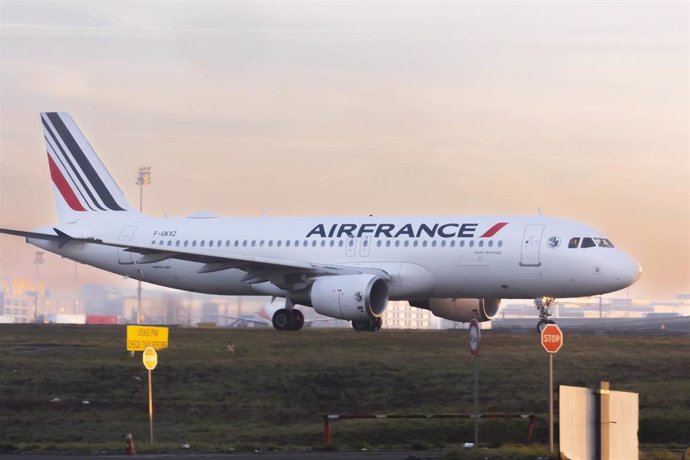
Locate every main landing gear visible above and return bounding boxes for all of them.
[272,308,305,331]
[535,297,556,333]
[351,317,382,332]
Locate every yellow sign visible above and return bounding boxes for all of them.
[142,347,158,370]
[127,325,169,351]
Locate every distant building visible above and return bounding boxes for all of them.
[381,301,438,329]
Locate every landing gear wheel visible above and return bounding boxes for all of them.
[292,310,305,331]
[373,317,382,332]
[272,309,293,331]
[351,317,383,332]
[534,297,556,334]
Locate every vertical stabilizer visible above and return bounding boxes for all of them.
[41,112,136,223]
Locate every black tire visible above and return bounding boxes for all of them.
[351,319,369,332]
[292,310,305,331]
[373,317,382,331]
[272,309,293,331]
[537,319,549,333]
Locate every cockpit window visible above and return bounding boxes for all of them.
[594,238,614,248]
[581,237,596,248]
[568,237,580,248]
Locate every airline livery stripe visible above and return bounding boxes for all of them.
[47,153,86,211]
[43,118,105,211]
[44,135,97,211]
[480,222,509,238]
[45,113,125,211]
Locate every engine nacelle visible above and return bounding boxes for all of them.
[410,298,501,322]
[289,274,389,321]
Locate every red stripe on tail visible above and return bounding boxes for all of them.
[480,222,508,237]
[47,153,86,211]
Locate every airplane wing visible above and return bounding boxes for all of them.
[0,227,390,290]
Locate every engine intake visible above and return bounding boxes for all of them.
[410,298,501,322]
[289,274,389,321]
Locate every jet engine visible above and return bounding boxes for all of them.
[289,274,389,321]
[409,298,501,322]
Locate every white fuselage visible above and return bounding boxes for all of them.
[29,214,641,301]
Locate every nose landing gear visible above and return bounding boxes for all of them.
[535,297,556,333]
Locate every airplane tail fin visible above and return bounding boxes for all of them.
[41,112,137,223]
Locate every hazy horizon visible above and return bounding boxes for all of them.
[1,1,688,299]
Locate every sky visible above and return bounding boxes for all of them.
[0,1,688,299]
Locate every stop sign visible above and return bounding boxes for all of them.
[142,346,158,370]
[540,324,564,353]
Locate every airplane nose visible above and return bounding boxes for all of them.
[617,252,642,286]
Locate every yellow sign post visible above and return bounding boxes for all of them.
[142,347,158,445]
[127,325,169,351]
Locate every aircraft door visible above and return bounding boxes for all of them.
[345,236,356,257]
[520,224,544,267]
[359,236,371,257]
[117,225,137,265]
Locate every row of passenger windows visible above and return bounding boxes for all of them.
[151,238,504,249]
[568,237,615,249]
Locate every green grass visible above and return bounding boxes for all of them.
[0,325,688,454]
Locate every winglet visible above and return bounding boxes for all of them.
[52,228,73,248]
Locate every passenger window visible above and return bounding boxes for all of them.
[348,240,354,247]
[431,241,437,247]
[175,240,180,247]
[404,241,409,247]
[242,240,247,247]
[440,241,446,247]
[159,240,164,245]
[330,241,335,247]
[339,240,344,247]
[234,241,239,247]
[460,240,465,247]
[413,241,419,247]
[581,237,596,248]
[294,240,299,247]
[488,240,493,247]
[167,240,172,246]
[192,240,197,247]
[386,241,391,247]
[286,240,291,247]
[422,241,427,247]
[251,240,256,247]
[469,240,474,247]
[450,241,455,247]
[478,241,484,248]
[218,240,222,247]
[376,241,382,247]
[200,240,205,247]
[209,240,214,247]
[184,240,189,247]
[260,241,264,247]
[277,241,282,247]
[395,241,400,247]
[321,240,326,247]
[498,240,503,248]
[363,240,369,247]
[312,240,317,247]
[268,241,273,247]
[568,238,580,248]
[226,241,230,247]
[303,240,308,247]
[151,240,155,244]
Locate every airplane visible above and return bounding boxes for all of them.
[213,302,335,328]
[0,113,642,332]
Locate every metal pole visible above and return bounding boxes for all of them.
[474,357,479,448]
[137,180,143,325]
[600,381,610,460]
[549,353,554,453]
[148,369,154,445]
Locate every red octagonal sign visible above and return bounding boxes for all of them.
[540,324,564,353]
